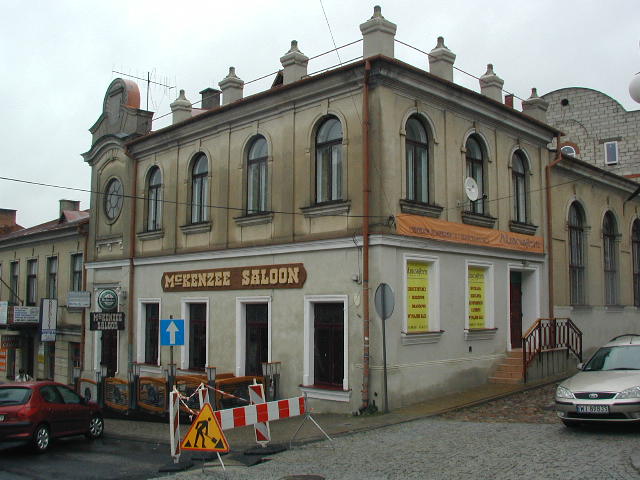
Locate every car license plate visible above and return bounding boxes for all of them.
[577,405,609,414]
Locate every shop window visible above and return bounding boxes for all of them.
[315,117,343,204]
[144,303,159,365]
[633,220,640,307]
[188,303,207,371]
[303,295,348,397]
[404,256,440,336]
[246,136,269,214]
[568,202,586,305]
[146,166,162,231]
[190,154,209,224]
[511,151,529,224]
[9,261,19,306]
[70,254,83,291]
[26,259,37,306]
[603,211,619,305]
[245,303,268,376]
[46,257,57,299]
[405,116,429,204]
[465,135,486,215]
[466,264,494,330]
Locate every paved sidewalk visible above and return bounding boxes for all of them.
[105,378,560,451]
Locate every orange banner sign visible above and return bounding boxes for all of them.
[396,214,544,254]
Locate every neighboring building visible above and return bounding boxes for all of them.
[0,201,88,384]
[543,87,640,179]
[81,7,563,413]
[549,153,640,356]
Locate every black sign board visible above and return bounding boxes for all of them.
[90,312,125,331]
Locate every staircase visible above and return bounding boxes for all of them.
[489,349,524,384]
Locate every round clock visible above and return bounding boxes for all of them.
[104,178,124,220]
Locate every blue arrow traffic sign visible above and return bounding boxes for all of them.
[160,319,185,346]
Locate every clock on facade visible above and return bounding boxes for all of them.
[104,178,124,220]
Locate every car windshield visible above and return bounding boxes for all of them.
[0,387,32,406]
[583,345,640,371]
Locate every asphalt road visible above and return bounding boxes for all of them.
[0,435,170,480]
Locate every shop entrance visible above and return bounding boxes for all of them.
[188,303,207,371]
[245,303,268,376]
[509,272,523,349]
[100,331,118,377]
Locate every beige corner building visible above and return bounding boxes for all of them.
[78,7,639,413]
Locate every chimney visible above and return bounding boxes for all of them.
[428,36,456,82]
[218,67,244,105]
[479,64,504,102]
[0,209,17,229]
[199,88,221,109]
[59,199,80,216]
[280,40,309,85]
[504,94,514,108]
[170,89,192,124]
[359,5,397,59]
[521,88,549,122]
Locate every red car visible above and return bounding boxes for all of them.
[0,380,104,452]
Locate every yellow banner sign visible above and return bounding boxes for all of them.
[396,214,544,254]
[468,267,485,329]
[407,261,429,332]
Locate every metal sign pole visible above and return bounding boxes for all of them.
[381,292,389,414]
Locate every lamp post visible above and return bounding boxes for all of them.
[164,363,177,392]
[205,366,216,388]
[72,365,81,393]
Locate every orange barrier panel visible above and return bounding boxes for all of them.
[138,377,168,414]
[104,378,129,411]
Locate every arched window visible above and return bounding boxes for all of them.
[512,151,528,223]
[603,211,618,305]
[247,136,268,214]
[405,116,429,203]
[633,220,640,307]
[191,154,208,224]
[568,202,586,305]
[465,136,485,214]
[146,166,162,231]
[316,117,343,204]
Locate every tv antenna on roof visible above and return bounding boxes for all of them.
[111,69,175,111]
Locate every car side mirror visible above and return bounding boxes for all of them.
[577,362,584,370]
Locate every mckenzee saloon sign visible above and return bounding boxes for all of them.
[162,263,307,292]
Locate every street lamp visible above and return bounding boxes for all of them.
[205,366,217,388]
[72,365,81,392]
[164,363,177,391]
[261,361,281,401]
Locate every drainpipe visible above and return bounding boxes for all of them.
[124,147,138,369]
[79,221,89,375]
[361,60,371,410]
[545,134,563,318]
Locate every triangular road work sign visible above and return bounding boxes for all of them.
[180,403,229,452]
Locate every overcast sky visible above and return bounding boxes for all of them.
[1,0,639,228]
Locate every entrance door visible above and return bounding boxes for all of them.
[509,272,523,349]
[100,331,118,377]
[189,303,207,371]
[245,304,268,376]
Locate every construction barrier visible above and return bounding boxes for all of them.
[248,381,271,445]
[104,378,129,411]
[215,396,306,430]
[169,388,181,463]
[215,375,263,409]
[176,375,205,414]
[138,377,168,414]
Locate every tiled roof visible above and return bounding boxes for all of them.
[0,210,89,243]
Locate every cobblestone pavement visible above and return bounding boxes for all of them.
[153,383,640,480]
[435,382,560,424]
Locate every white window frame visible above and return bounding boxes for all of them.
[402,254,440,334]
[302,295,349,401]
[604,141,619,165]
[465,261,495,330]
[180,297,210,371]
[235,296,272,377]
[136,298,162,367]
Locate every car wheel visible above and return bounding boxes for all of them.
[86,415,104,439]
[32,424,51,453]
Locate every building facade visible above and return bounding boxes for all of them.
[81,8,567,413]
[0,201,88,384]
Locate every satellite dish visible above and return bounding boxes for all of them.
[464,177,479,201]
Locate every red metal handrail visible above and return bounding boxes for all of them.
[522,317,582,381]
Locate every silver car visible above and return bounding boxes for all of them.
[555,334,640,426]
